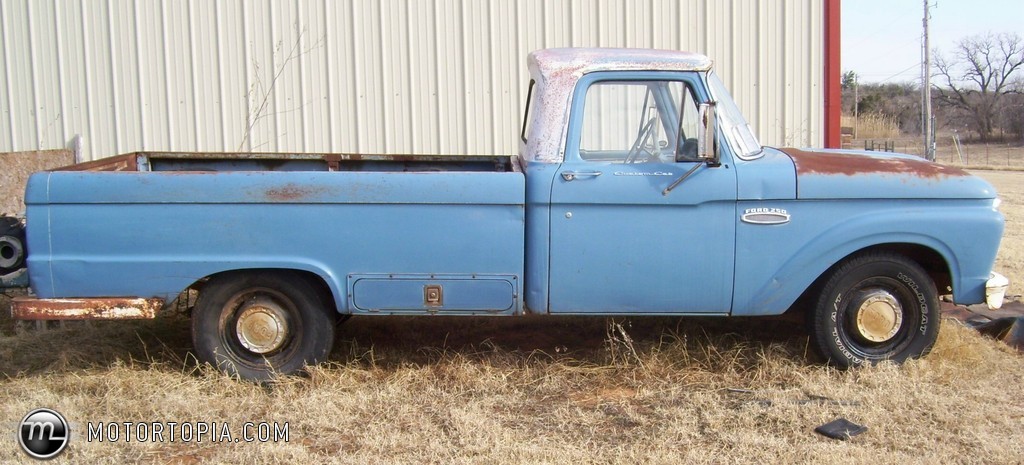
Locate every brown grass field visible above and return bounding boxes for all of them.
[1,170,1022,464]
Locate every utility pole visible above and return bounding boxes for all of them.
[922,0,934,160]
[853,74,859,140]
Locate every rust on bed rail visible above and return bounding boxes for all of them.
[49,152,516,172]
[52,153,138,171]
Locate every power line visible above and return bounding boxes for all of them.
[844,37,921,78]
[845,3,923,49]
[872,63,924,83]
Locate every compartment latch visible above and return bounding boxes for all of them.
[424,284,443,307]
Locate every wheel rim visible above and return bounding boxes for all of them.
[0,236,23,269]
[837,277,920,359]
[233,294,291,355]
[852,289,904,343]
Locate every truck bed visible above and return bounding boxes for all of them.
[26,152,526,315]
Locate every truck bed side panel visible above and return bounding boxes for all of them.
[25,171,526,314]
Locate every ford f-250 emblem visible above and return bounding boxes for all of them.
[741,207,790,225]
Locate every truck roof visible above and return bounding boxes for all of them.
[527,47,713,79]
[522,48,714,164]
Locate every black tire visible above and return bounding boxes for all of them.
[191,271,336,381]
[0,216,26,274]
[809,252,940,367]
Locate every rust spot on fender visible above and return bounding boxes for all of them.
[12,297,163,320]
[780,147,970,179]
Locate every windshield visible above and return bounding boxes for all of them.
[706,72,762,159]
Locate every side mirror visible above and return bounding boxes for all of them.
[697,102,719,164]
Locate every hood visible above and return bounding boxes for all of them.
[778,147,997,200]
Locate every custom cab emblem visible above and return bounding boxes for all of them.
[741,207,791,225]
[613,171,674,176]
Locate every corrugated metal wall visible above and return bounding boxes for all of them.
[0,0,823,161]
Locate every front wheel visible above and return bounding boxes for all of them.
[809,252,940,367]
[191,271,336,381]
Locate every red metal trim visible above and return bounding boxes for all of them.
[824,0,842,148]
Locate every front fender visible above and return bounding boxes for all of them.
[732,199,1002,315]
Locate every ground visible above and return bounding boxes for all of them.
[0,170,1021,464]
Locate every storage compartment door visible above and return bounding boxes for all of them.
[350,274,517,314]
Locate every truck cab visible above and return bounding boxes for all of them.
[522,48,742,315]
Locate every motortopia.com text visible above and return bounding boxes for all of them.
[86,421,288,444]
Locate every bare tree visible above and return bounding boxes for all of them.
[1002,89,1024,141]
[934,33,1024,141]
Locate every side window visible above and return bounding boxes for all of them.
[578,80,699,163]
[671,83,701,161]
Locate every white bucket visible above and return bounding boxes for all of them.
[986,272,1009,310]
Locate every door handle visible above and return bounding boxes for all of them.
[561,171,603,181]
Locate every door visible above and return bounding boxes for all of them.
[548,75,737,313]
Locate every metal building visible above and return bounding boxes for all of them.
[0,0,840,162]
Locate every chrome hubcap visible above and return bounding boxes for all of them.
[235,296,289,354]
[853,290,903,343]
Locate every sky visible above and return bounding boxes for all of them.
[842,0,1024,83]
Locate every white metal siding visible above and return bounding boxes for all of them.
[0,0,823,161]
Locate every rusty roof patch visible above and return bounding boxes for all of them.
[780,147,970,179]
[523,48,715,164]
[530,48,713,78]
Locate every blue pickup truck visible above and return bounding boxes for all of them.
[0,48,1006,380]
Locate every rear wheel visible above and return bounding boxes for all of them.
[191,271,336,381]
[809,252,940,367]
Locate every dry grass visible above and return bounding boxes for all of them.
[842,113,901,140]
[0,315,1021,464]
[1,173,1023,464]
